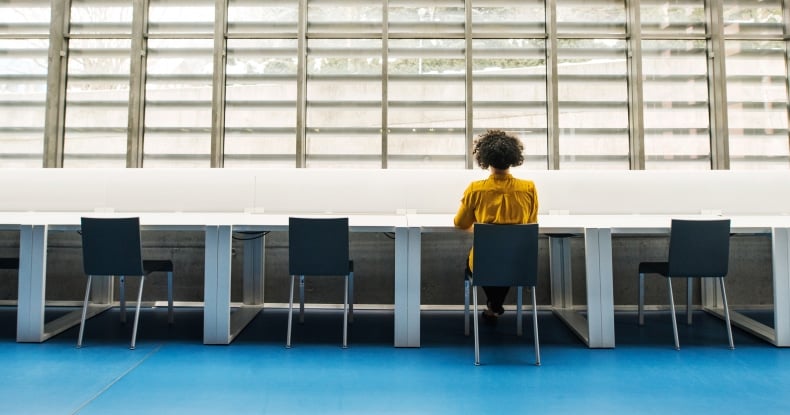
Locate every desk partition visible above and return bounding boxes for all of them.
[3,168,790,348]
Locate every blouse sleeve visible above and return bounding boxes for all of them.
[453,184,476,230]
[528,184,539,224]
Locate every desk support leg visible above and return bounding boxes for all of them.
[17,225,47,343]
[772,228,790,346]
[584,228,615,348]
[243,236,265,306]
[549,236,573,309]
[394,227,420,347]
[204,225,232,345]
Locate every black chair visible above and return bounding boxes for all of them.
[465,223,540,366]
[638,219,733,350]
[78,217,174,349]
[287,217,354,349]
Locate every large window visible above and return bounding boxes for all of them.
[472,38,547,169]
[144,39,214,167]
[144,0,214,167]
[388,39,466,169]
[0,0,50,167]
[63,39,131,167]
[556,0,629,169]
[557,39,629,169]
[723,0,789,169]
[224,39,298,167]
[725,40,789,169]
[306,39,382,168]
[6,0,790,170]
[640,0,710,170]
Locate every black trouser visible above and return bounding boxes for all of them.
[466,259,509,315]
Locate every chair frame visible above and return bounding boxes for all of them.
[286,217,354,349]
[637,219,734,350]
[466,223,541,366]
[78,217,174,350]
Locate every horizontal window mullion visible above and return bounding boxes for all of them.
[644,128,710,134]
[560,127,629,132]
[304,127,382,134]
[473,102,548,109]
[473,74,546,82]
[307,101,382,108]
[144,101,212,108]
[225,100,296,108]
[225,127,296,133]
[387,127,465,135]
[558,75,627,82]
[306,74,381,81]
[64,100,129,107]
[64,126,127,133]
[727,101,789,110]
[643,101,709,109]
[731,128,789,136]
[0,127,44,133]
[388,74,466,82]
[388,101,466,108]
[146,74,213,81]
[0,100,47,107]
[144,127,212,133]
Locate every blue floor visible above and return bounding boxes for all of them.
[1,306,789,415]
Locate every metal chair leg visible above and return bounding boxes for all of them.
[517,286,523,336]
[473,284,480,366]
[532,287,541,366]
[348,271,354,324]
[464,278,470,336]
[299,275,305,324]
[77,275,92,348]
[638,272,645,326]
[286,275,295,348]
[130,275,144,350]
[687,277,693,325]
[342,275,349,349]
[167,270,174,325]
[119,275,126,324]
[720,277,735,350]
[667,278,680,350]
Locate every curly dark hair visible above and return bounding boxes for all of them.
[472,129,525,170]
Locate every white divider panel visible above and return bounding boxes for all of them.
[402,169,488,213]
[531,170,790,215]
[104,168,257,213]
[0,168,788,216]
[252,168,411,214]
[0,169,109,212]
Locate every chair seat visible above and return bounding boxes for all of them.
[144,259,174,274]
[638,261,668,276]
[0,257,19,269]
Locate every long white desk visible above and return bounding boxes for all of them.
[9,212,411,346]
[406,214,790,348]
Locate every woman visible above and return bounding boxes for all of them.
[453,129,539,320]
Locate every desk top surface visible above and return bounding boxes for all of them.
[1,212,789,234]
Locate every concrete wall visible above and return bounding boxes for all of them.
[0,230,775,309]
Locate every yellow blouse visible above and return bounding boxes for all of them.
[453,172,539,270]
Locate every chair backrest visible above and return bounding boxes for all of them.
[667,219,731,278]
[80,217,145,277]
[288,217,350,276]
[472,223,539,287]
